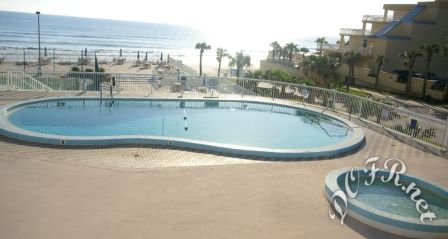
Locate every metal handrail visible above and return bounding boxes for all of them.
[1,69,447,150]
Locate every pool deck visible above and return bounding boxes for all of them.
[0,91,447,239]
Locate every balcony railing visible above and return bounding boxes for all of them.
[339,28,372,36]
[362,15,393,22]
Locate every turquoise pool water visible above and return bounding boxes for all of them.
[347,180,448,219]
[4,99,354,149]
[326,169,448,238]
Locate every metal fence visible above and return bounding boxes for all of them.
[0,69,447,150]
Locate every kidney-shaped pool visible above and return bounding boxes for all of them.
[0,97,364,158]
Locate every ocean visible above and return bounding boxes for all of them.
[0,11,334,74]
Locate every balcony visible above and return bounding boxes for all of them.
[362,15,393,22]
[339,28,372,36]
[338,46,373,57]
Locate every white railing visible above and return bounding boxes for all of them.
[0,69,447,150]
[340,28,372,36]
[362,15,393,22]
[4,71,53,91]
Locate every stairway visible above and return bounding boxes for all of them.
[374,4,425,37]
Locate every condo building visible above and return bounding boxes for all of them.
[338,0,448,78]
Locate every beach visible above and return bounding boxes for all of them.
[0,11,270,77]
[0,57,224,76]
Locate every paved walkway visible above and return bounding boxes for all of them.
[358,87,448,120]
[0,91,447,239]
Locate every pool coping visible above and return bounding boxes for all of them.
[0,97,365,159]
[324,168,448,238]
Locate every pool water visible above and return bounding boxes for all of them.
[5,99,354,149]
[346,179,448,220]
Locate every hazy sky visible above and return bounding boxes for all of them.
[1,0,418,40]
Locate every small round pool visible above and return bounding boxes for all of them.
[325,168,448,238]
[0,97,364,158]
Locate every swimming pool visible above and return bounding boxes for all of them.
[0,97,364,158]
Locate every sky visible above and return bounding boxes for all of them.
[0,0,419,42]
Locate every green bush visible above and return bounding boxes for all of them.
[85,69,93,72]
[71,66,80,72]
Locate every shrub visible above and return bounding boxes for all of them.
[85,69,93,72]
[71,66,80,72]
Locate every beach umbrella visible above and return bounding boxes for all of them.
[119,49,122,57]
[145,52,148,61]
[137,50,140,59]
[160,52,163,62]
[94,52,99,72]
[85,48,87,57]
[44,47,47,57]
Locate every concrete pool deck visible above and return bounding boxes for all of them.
[0,91,447,239]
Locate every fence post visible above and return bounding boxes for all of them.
[358,99,363,118]
[100,85,103,105]
[241,79,245,99]
[332,88,336,110]
[443,119,448,151]
[7,70,10,90]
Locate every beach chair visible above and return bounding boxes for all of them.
[142,62,150,69]
[117,57,126,65]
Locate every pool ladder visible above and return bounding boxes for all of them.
[100,79,114,106]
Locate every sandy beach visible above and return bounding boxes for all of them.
[0,51,238,77]
[0,49,259,77]
[1,60,227,77]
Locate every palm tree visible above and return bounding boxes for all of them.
[277,45,283,61]
[420,43,440,98]
[270,41,280,60]
[281,47,288,62]
[195,42,211,76]
[285,42,298,62]
[399,50,423,96]
[216,48,228,77]
[299,47,309,58]
[303,53,341,88]
[374,56,386,90]
[94,52,100,72]
[343,51,362,91]
[229,52,251,77]
[315,37,328,56]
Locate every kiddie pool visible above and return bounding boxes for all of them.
[325,168,448,238]
[0,97,365,159]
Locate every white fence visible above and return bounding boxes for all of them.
[0,69,447,150]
